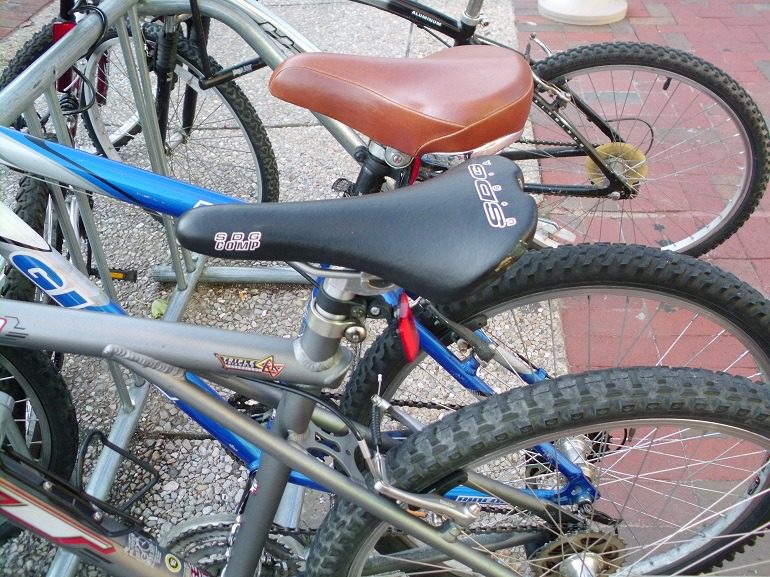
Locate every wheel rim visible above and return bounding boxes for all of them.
[0,351,54,465]
[82,35,265,202]
[381,287,769,416]
[345,418,770,576]
[523,64,753,254]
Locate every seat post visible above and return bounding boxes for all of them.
[350,147,391,195]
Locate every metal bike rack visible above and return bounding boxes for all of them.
[0,3,311,574]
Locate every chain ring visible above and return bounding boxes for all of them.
[163,515,306,577]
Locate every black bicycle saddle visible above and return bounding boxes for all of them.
[176,156,536,303]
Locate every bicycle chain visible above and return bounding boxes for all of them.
[135,393,468,444]
[167,517,546,542]
[518,138,578,147]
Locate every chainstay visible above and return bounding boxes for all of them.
[518,138,580,147]
[320,391,471,413]
[138,394,470,442]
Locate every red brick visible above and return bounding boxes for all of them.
[735,217,770,259]
[626,0,650,18]
[750,259,770,297]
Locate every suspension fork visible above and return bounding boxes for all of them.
[153,16,180,144]
[182,0,211,134]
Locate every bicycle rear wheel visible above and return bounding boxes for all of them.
[310,367,770,576]
[342,243,770,424]
[516,42,769,256]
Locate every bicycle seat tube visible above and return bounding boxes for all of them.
[223,275,368,577]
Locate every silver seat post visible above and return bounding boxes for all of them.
[463,0,485,22]
[224,278,357,577]
[296,277,358,369]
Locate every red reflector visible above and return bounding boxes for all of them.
[398,292,419,363]
[52,20,76,41]
[53,21,76,91]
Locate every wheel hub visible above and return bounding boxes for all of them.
[531,532,626,577]
[585,142,648,189]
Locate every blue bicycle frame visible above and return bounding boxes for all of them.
[0,125,596,505]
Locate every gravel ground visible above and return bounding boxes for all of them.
[0,2,519,575]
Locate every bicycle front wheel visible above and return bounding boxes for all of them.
[310,367,770,576]
[0,348,79,541]
[517,42,769,256]
[342,243,770,424]
[81,23,279,203]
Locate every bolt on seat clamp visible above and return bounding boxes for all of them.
[368,141,413,169]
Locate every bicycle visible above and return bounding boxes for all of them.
[3,22,770,563]
[0,0,280,309]
[1,128,770,575]
[0,120,764,576]
[23,0,770,253]
[2,0,767,266]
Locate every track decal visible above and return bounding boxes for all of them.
[214,353,284,377]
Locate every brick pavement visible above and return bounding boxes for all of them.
[0,0,50,40]
[514,0,770,296]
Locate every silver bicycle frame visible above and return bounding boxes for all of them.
[0,299,522,577]
[0,300,352,387]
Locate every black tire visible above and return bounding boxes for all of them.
[342,243,770,424]
[0,23,59,304]
[0,177,50,303]
[0,347,79,542]
[82,22,280,203]
[0,23,56,129]
[520,42,769,256]
[309,367,770,576]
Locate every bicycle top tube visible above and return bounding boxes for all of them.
[0,127,243,216]
[348,0,465,36]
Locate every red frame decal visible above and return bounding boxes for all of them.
[0,479,115,554]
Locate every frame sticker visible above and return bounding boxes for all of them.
[214,354,284,378]
[0,316,27,340]
[0,478,115,554]
[127,533,162,566]
[165,553,183,573]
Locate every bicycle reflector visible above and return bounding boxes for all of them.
[398,292,419,363]
[53,21,76,92]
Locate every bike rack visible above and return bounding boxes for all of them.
[0,3,314,574]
